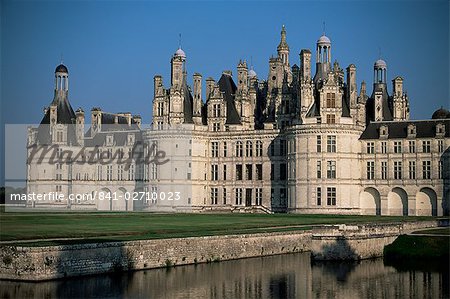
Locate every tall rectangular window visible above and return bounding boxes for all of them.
[422,160,431,179]
[381,161,387,180]
[326,93,336,108]
[107,165,113,181]
[223,164,227,181]
[246,141,253,157]
[409,140,416,153]
[381,141,387,154]
[270,164,275,181]
[317,187,322,206]
[327,136,336,153]
[255,188,262,206]
[256,141,263,156]
[211,164,218,181]
[223,142,227,157]
[246,164,253,180]
[223,188,227,205]
[280,164,287,180]
[211,141,219,157]
[317,136,322,152]
[327,187,336,205]
[327,161,336,179]
[366,142,375,154]
[394,141,402,153]
[211,188,218,205]
[438,161,443,179]
[236,164,243,180]
[236,141,243,157]
[157,102,164,116]
[394,161,402,179]
[213,123,220,131]
[213,104,221,117]
[235,188,242,205]
[317,161,322,179]
[422,140,431,153]
[118,165,124,180]
[438,140,444,153]
[367,161,375,180]
[409,161,416,179]
[256,164,263,180]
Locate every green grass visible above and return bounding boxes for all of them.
[384,235,450,260]
[411,227,450,235]
[0,211,442,246]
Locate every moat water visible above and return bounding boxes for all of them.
[0,252,448,299]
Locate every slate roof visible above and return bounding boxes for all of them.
[218,73,241,125]
[84,130,142,147]
[360,119,450,140]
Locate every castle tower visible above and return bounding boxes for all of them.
[277,25,290,67]
[169,47,187,124]
[193,73,203,125]
[237,60,248,94]
[392,76,410,121]
[313,33,332,84]
[75,108,85,146]
[346,64,357,108]
[171,47,186,90]
[373,59,388,122]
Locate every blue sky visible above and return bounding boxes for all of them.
[1,0,449,185]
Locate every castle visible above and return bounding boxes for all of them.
[26,26,450,215]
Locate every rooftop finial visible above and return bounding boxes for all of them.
[60,52,64,64]
[322,21,326,35]
[179,33,182,49]
[378,47,382,59]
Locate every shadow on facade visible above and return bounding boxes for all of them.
[268,134,288,213]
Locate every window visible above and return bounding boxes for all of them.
[270,164,275,180]
[246,141,253,157]
[367,161,375,180]
[236,164,243,180]
[236,141,243,157]
[97,165,103,180]
[327,136,336,153]
[151,163,157,180]
[157,102,164,116]
[326,114,336,124]
[210,188,218,205]
[235,188,243,205]
[438,140,444,153]
[211,142,219,157]
[255,188,262,206]
[211,164,218,180]
[327,187,336,205]
[394,141,402,153]
[422,140,431,153]
[317,161,322,178]
[366,142,375,154]
[381,161,387,180]
[394,161,402,179]
[213,104,221,117]
[409,161,416,179]
[256,141,263,156]
[438,161,443,179]
[280,164,287,180]
[223,165,227,181]
[327,161,336,179]
[223,188,227,205]
[409,141,416,153]
[326,93,336,108]
[107,165,113,181]
[128,164,135,180]
[256,164,263,180]
[212,123,220,131]
[381,141,387,154]
[317,187,322,205]
[422,161,431,179]
[223,142,227,157]
[246,164,252,180]
[317,135,322,152]
[118,165,124,180]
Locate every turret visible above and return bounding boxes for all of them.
[277,25,290,67]
[237,60,248,94]
[346,64,357,108]
[75,108,85,146]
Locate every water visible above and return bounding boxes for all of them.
[0,252,448,299]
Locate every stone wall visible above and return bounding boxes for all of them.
[0,231,311,281]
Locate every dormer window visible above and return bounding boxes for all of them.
[436,123,445,137]
[407,124,416,138]
[379,125,388,139]
[127,134,135,146]
[106,135,113,146]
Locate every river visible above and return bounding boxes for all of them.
[0,252,448,298]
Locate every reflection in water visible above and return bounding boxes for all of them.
[0,253,448,299]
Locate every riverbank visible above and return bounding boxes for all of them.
[0,219,446,281]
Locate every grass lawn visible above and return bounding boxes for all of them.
[411,227,450,235]
[0,211,442,246]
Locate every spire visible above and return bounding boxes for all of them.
[277,25,289,51]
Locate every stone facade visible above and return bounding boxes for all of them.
[26,26,450,215]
